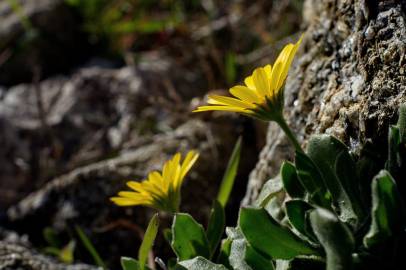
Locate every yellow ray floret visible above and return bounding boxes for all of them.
[194,35,303,121]
[111,150,199,212]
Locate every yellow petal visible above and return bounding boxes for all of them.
[270,61,283,96]
[179,151,199,181]
[229,86,261,104]
[277,36,303,90]
[208,95,255,109]
[193,105,249,113]
[252,67,269,97]
[264,64,272,79]
[244,76,255,89]
[110,197,152,207]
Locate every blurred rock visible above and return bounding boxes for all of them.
[0,0,89,85]
[0,241,99,270]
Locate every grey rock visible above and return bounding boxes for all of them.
[244,0,406,204]
[0,241,100,270]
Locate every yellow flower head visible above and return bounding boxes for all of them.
[194,35,303,121]
[111,151,199,213]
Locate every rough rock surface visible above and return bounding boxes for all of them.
[0,242,99,270]
[244,0,406,204]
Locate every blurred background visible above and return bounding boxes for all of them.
[0,0,302,268]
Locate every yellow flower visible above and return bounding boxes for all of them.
[194,35,303,121]
[111,151,199,213]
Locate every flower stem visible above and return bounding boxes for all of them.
[276,116,304,154]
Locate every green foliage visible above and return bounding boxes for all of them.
[65,0,184,53]
[139,214,159,270]
[217,137,242,207]
[42,227,75,264]
[363,170,403,248]
[309,208,354,270]
[206,200,226,258]
[239,207,317,259]
[171,213,211,260]
[122,105,406,270]
[75,226,106,269]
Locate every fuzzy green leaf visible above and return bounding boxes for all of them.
[285,200,316,241]
[295,151,330,208]
[307,135,364,225]
[171,213,210,260]
[239,207,318,259]
[229,238,275,270]
[281,161,305,198]
[363,170,404,248]
[309,208,354,270]
[178,256,228,270]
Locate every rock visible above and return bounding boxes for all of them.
[0,241,99,270]
[244,0,406,204]
[0,0,89,85]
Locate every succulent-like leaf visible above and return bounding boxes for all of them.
[178,256,228,270]
[363,170,404,248]
[307,135,364,226]
[397,103,406,142]
[285,200,316,241]
[281,161,305,198]
[309,208,354,270]
[171,213,210,260]
[229,238,275,270]
[295,151,330,208]
[239,207,318,259]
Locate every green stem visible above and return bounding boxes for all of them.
[276,116,304,154]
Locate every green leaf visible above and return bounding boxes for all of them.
[386,126,401,175]
[43,227,60,248]
[397,103,406,142]
[121,257,141,270]
[285,200,316,241]
[229,238,275,270]
[306,135,364,225]
[178,256,228,270]
[216,239,232,268]
[245,244,275,270]
[139,214,159,270]
[239,207,318,259]
[255,177,283,208]
[309,208,354,270]
[59,240,75,264]
[206,200,225,257]
[163,228,173,244]
[281,161,305,198]
[75,226,106,269]
[171,213,210,260]
[363,170,404,248]
[217,137,242,207]
[295,151,330,208]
